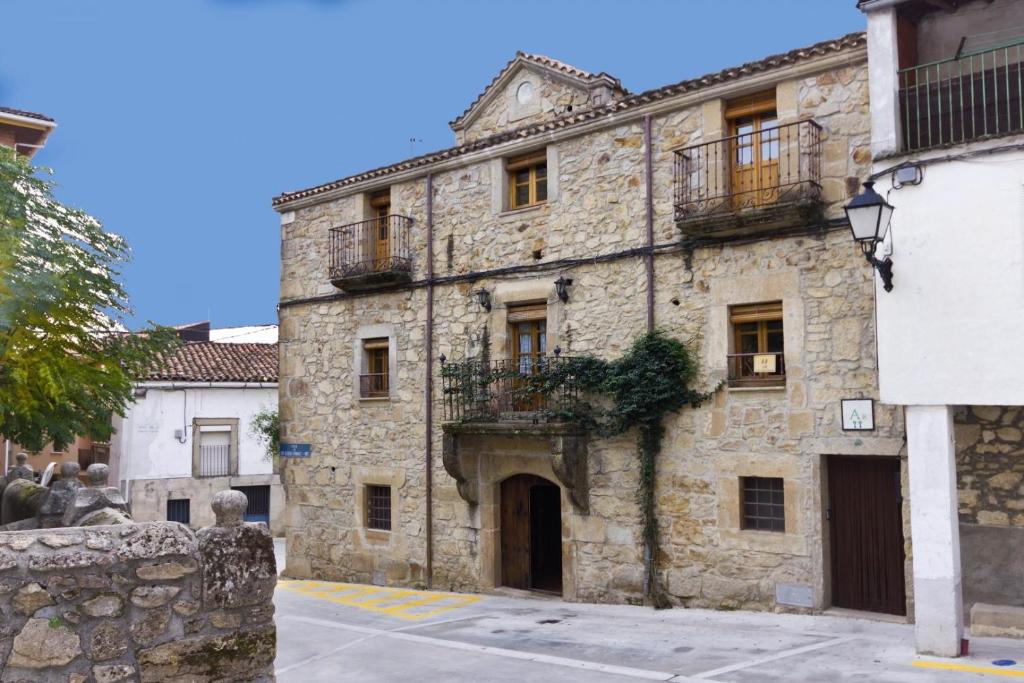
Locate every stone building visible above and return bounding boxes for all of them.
[273,33,915,617]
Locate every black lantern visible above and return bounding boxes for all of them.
[844,181,895,292]
[554,276,573,303]
[473,288,491,311]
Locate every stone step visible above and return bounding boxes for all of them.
[970,602,1024,638]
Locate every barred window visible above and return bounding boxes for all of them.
[366,485,392,531]
[167,498,191,526]
[741,477,785,532]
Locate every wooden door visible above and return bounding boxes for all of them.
[828,456,906,616]
[731,112,779,209]
[511,318,546,412]
[373,204,390,271]
[501,475,536,589]
[501,474,562,593]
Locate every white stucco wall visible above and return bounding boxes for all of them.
[113,384,278,484]
[872,150,1024,406]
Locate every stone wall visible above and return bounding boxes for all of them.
[0,491,276,682]
[955,405,1024,526]
[277,45,910,615]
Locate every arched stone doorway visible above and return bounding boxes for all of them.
[500,474,563,594]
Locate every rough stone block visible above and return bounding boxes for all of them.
[197,524,276,609]
[88,622,128,661]
[12,582,54,615]
[130,585,181,608]
[971,602,1024,638]
[137,625,276,682]
[6,617,82,668]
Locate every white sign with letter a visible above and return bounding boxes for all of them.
[841,398,874,431]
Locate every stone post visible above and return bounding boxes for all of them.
[907,404,964,657]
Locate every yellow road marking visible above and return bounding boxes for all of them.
[913,660,1024,677]
[279,580,481,621]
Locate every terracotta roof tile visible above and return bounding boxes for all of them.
[147,342,278,383]
[0,107,55,123]
[273,32,865,208]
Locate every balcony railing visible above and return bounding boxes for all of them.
[673,119,822,235]
[441,356,582,423]
[329,215,413,289]
[199,444,231,477]
[359,373,389,398]
[727,351,786,388]
[899,40,1024,152]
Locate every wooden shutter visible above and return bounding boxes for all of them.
[506,303,547,323]
[730,301,783,324]
[505,150,547,172]
[362,338,389,350]
[725,90,777,119]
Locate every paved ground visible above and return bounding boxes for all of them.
[273,576,1024,682]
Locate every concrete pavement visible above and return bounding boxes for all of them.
[273,578,1024,681]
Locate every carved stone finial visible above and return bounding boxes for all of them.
[86,463,109,487]
[212,490,248,527]
[15,453,27,465]
[60,462,81,481]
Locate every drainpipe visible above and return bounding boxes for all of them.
[425,173,435,588]
[644,113,655,333]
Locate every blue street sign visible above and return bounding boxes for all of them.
[280,443,312,458]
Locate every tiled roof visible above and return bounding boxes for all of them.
[146,342,278,383]
[273,32,866,208]
[0,107,55,123]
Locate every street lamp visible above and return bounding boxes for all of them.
[554,276,573,303]
[845,181,895,292]
[473,288,491,312]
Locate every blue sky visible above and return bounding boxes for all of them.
[3,0,864,328]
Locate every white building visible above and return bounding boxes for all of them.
[860,0,1024,656]
[110,335,284,534]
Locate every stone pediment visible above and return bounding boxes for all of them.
[450,52,627,143]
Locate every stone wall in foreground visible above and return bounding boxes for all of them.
[0,492,276,683]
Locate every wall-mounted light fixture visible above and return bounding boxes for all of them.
[473,289,491,311]
[844,181,895,293]
[554,276,574,303]
[439,353,447,366]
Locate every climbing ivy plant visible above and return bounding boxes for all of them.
[443,330,716,607]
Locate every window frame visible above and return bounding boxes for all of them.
[361,338,390,399]
[728,302,785,388]
[191,417,239,478]
[506,151,548,210]
[740,476,786,533]
[365,483,393,532]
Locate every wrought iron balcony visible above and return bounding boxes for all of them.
[359,373,389,398]
[673,119,822,239]
[329,215,413,291]
[899,40,1024,152]
[440,355,582,423]
[727,351,786,388]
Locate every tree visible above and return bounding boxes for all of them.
[0,147,177,452]
[250,407,280,462]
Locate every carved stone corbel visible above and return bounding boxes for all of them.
[441,432,479,505]
[550,433,589,515]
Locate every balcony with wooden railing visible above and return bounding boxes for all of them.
[673,119,822,239]
[329,214,413,291]
[899,40,1024,152]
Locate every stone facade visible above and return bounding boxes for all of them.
[956,405,1024,527]
[0,492,276,682]
[276,36,914,616]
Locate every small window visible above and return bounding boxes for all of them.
[729,302,784,387]
[741,477,785,532]
[198,427,233,477]
[365,484,392,531]
[361,338,389,398]
[167,499,191,525]
[507,151,547,209]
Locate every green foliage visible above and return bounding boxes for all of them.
[250,407,280,462]
[0,147,177,451]
[444,330,717,607]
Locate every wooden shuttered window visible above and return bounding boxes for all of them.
[729,301,783,324]
[361,338,389,398]
[505,302,547,323]
[507,151,548,209]
[729,301,785,386]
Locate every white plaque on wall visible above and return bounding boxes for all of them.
[753,353,776,374]
[841,398,874,431]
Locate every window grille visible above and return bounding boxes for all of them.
[741,477,785,532]
[366,485,392,531]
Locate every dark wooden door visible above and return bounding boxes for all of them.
[829,456,906,616]
[500,474,562,593]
